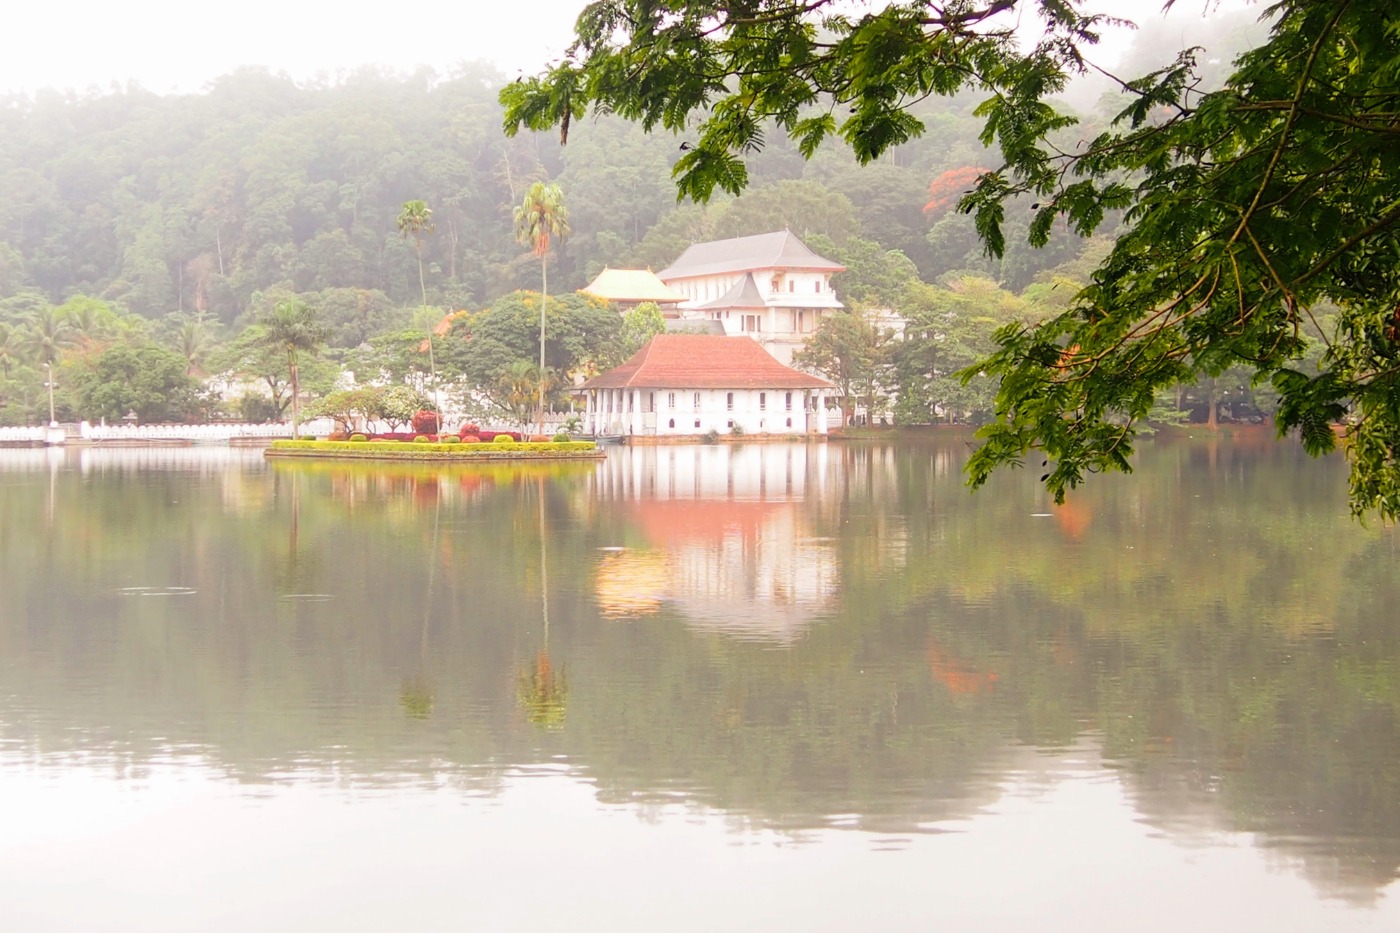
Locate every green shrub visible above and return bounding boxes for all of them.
[493,434,515,444]
[730,424,745,437]
[702,429,719,444]
[552,432,570,443]
[441,435,461,444]
[413,435,431,443]
[349,434,368,442]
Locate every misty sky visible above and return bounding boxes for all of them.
[4,0,1260,97]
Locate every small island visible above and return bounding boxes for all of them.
[265,431,603,463]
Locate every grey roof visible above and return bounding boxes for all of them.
[692,273,769,311]
[657,230,845,280]
[664,319,726,335]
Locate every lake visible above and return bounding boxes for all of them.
[1,437,1397,931]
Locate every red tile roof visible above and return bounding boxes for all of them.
[581,334,834,390]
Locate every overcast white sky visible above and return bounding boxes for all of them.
[3,1,1259,97]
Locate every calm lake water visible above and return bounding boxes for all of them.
[1,437,1397,931]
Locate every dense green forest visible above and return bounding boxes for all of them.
[0,11,1283,428]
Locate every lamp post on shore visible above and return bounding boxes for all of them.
[44,362,56,428]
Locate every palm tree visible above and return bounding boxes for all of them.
[397,200,435,309]
[57,297,120,352]
[498,359,547,431]
[399,200,443,424]
[0,322,23,379]
[254,299,327,439]
[166,312,218,376]
[22,305,74,367]
[514,181,569,436]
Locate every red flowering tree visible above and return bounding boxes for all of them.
[923,166,988,221]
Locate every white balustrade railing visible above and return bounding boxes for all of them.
[0,426,45,443]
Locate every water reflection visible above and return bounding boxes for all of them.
[0,439,1398,925]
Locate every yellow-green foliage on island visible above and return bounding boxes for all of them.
[266,439,603,461]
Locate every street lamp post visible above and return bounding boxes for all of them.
[44,362,56,428]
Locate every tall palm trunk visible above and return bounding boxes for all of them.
[537,255,547,437]
[288,351,301,439]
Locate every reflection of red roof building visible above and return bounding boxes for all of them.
[595,496,837,644]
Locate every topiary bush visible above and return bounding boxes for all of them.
[552,432,570,442]
[349,433,368,442]
[459,423,480,437]
[441,435,461,444]
[493,434,515,444]
[411,410,441,434]
[414,435,431,443]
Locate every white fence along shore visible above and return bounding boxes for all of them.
[0,420,338,445]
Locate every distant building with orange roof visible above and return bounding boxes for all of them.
[579,333,834,438]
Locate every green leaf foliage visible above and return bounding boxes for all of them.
[508,0,1400,520]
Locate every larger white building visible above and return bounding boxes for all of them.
[657,230,845,365]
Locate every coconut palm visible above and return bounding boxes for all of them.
[253,300,327,439]
[399,200,443,423]
[166,312,219,376]
[513,181,569,436]
[397,200,435,309]
[57,297,121,352]
[497,359,547,431]
[22,305,74,367]
[0,322,23,379]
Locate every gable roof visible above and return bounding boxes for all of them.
[581,334,834,390]
[581,268,686,304]
[691,272,769,310]
[657,230,845,280]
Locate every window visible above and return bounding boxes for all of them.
[694,419,701,429]
[785,392,793,411]
[785,418,792,428]
[668,392,676,409]
[693,392,700,409]
[743,315,760,332]
[726,392,734,410]
[668,418,675,429]
[815,280,822,293]
[759,392,766,411]
[647,392,655,412]
[788,280,795,292]
[770,275,781,292]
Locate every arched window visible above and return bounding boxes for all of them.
[668,418,675,429]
